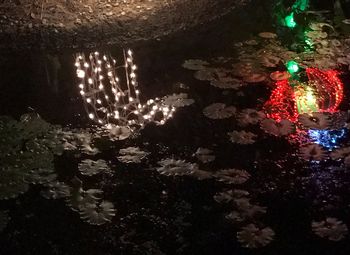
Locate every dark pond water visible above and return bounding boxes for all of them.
[2,1,350,254]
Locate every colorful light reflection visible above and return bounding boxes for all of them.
[308,129,347,150]
[264,68,344,122]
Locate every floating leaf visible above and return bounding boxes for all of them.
[215,169,250,184]
[258,32,277,39]
[237,224,275,248]
[228,131,257,145]
[182,59,209,70]
[117,147,150,163]
[78,159,111,176]
[162,93,194,108]
[237,109,265,126]
[41,181,71,199]
[260,119,294,136]
[203,103,236,119]
[312,218,348,241]
[156,159,198,176]
[299,144,327,161]
[0,211,10,232]
[194,147,215,163]
[79,200,116,226]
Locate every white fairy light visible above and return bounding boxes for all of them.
[77,69,85,78]
[75,50,178,137]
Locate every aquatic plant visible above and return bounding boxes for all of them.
[59,129,101,154]
[78,159,111,176]
[75,50,183,137]
[117,147,150,163]
[0,211,10,233]
[299,144,327,161]
[214,189,249,204]
[312,218,348,241]
[298,113,331,130]
[189,169,213,180]
[67,183,116,225]
[161,93,194,108]
[237,109,265,127]
[194,147,215,163]
[203,103,236,119]
[182,59,209,70]
[41,181,71,200]
[156,159,198,177]
[79,200,116,226]
[258,32,277,39]
[228,130,257,145]
[0,114,65,200]
[260,119,294,136]
[237,224,275,248]
[215,169,251,185]
[331,147,350,161]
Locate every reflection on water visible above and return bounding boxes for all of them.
[3,1,350,254]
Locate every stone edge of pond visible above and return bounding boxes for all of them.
[0,0,248,51]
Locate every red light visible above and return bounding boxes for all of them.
[264,68,344,122]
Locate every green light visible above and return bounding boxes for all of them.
[285,12,297,28]
[286,61,300,74]
[292,0,309,12]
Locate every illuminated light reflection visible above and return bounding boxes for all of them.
[284,12,297,28]
[264,68,344,122]
[308,129,347,150]
[75,49,177,135]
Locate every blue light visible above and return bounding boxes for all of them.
[308,128,347,150]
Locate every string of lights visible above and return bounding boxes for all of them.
[75,50,176,133]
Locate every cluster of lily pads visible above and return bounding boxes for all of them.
[180,12,350,248]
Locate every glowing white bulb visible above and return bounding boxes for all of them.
[77,70,85,78]
[99,84,104,90]
[129,97,134,102]
[89,113,94,119]
[79,84,84,89]
[84,62,89,68]
[128,49,132,56]
[88,78,93,84]
[97,99,102,104]
[80,91,85,95]
[86,98,91,103]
